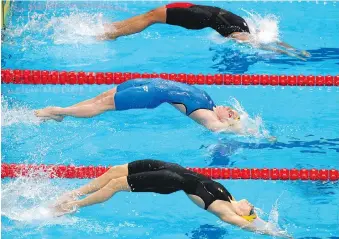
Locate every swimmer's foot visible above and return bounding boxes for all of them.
[96,33,117,41]
[97,24,118,41]
[50,202,78,217]
[54,191,80,205]
[34,107,64,122]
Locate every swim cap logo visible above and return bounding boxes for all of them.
[218,188,223,193]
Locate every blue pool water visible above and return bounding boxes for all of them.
[1,1,339,239]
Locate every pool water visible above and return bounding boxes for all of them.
[1,1,339,239]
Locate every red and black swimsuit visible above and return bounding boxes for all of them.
[165,2,250,37]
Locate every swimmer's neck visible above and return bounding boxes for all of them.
[170,104,243,134]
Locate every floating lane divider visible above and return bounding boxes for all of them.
[1,163,338,181]
[1,69,339,86]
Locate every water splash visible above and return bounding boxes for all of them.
[208,11,280,45]
[5,11,106,46]
[1,169,133,235]
[1,96,41,126]
[48,12,106,45]
[1,171,72,223]
[243,10,280,45]
[268,193,282,225]
[229,98,271,139]
[252,193,290,237]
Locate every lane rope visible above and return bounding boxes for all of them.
[1,163,338,181]
[2,69,339,86]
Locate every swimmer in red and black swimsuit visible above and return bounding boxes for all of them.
[99,2,310,60]
[165,2,250,37]
[101,2,250,40]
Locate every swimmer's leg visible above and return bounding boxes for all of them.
[110,11,156,30]
[71,88,117,107]
[99,7,166,40]
[73,164,128,196]
[53,176,131,216]
[34,88,117,121]
[56,164,128,205]
[103,11,154,32]
[35,91,116,120]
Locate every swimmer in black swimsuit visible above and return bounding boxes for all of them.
[98,2,310,60]
[52,159,291,238]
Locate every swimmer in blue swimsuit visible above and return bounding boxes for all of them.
[35,79,245,134]
[51,159,292,238]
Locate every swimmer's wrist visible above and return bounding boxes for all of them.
[266,136,277,143]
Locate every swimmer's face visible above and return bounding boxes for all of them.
[236,199,254,216]
[215,106,240,122]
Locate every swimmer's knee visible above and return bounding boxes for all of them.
[107,164,128,178]
[144,7,166,23]
[94,95,115,110]
[105,177,129,191]
[97,89,115,101]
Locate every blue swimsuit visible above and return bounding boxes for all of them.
[114,79,215,115]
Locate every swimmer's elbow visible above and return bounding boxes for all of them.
[204,122,222,132]
[207,124,229,133]
[209,126,221,132]
[204,122,244,134]
[221,215,252,229]
[207,125,243,135]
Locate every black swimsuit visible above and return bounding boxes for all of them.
[127,160,232,210]
[165,2,250,37]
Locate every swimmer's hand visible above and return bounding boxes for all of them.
[292,53,307,61]
[300,50,311,58]
[267,136,277,143]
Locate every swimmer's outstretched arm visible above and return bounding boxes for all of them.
[205,121,277,142]
[274,41,311,59]
[259,45,307,61]
[220,215,293,238]
[231,33,310,61]
[277,41,310,56]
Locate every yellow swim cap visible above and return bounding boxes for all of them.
[242,214,257,222]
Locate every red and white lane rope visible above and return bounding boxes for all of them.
[2,69,339,86]
[1,163,338,181]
